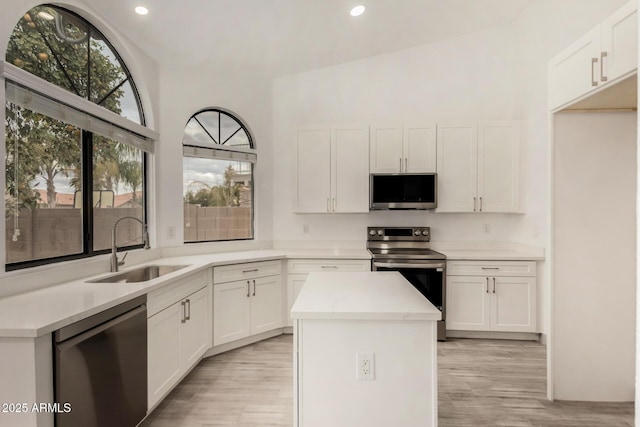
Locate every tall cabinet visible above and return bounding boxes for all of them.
[295,124,369,213]
[436,121,520,213]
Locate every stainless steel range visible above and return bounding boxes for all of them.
[367,226,446,340]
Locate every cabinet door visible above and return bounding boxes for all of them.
[148,303,181,408]
[213,281,251,346]
[477,121,520,213]
[404,123,437,173]
[436,123,477,212]
[251,275,283,335]
[369,123,403,173]
[332,124,370,213]
[180,286,210,369]
[446,276,491,331]
[286,274,308,327]
[491,277,537,333]
[601,0,637,82]
[548,26,601,110]
[295,126,331,213]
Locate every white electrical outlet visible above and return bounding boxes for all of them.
[356,353,375,381]
[167,226,176,239]
[483,223,491,234]
[303,224,310,234]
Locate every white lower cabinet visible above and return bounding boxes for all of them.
[213,261,283,346]
[446,261,537,333]
[148,285,210,408]
[285,259,371,327]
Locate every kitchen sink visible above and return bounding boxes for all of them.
[88,265,190,283]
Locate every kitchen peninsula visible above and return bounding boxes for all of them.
[291,271,441,427]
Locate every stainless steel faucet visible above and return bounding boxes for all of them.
[110,216,150,272]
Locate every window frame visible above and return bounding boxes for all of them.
[4,5,150,271]
[182,108,256,244]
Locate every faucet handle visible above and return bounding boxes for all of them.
[118,252,128,266]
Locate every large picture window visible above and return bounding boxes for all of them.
[182,109,255,242]
[4,5,148,269]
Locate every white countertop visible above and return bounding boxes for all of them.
[0,244,542,338]
[437,248,545,261]
[291,271,442,321]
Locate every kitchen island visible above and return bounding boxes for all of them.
[291,271,441,427]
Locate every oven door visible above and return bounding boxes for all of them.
[372,260,445,317]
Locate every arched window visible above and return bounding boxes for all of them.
[4,5,154,269]
[182,109,256,242]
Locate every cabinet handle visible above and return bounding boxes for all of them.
[327,198,330,212]
[492,277,496,294]
[479,197,483,212]
[252,279,256,297]
[481,267,500,270]
[600,52,608,82]
[399,158,402,173]
[181,301,186,323]
[405,158,408,172]
[333,198,336,212]
[473,197,477,212]
[591,57,598,87]
[246,280,250,298]
[321,265,338,269]
[186,299,191,321]
[486,277,489,293]
[242,268,259,274]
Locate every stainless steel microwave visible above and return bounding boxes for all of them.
[370,173,437,210]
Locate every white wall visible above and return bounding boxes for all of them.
[553,111,636,401]
[272,26,521,245]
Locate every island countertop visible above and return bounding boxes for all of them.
[290,271,442,321]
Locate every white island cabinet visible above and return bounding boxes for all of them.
[291,272,441,427]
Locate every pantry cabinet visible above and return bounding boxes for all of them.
[147,270,210,409]
[437,121,520,213]
[446,261,536,333]
[369,122,437,173]
[295,124,369,213]
[213,260,283,346]
[548,0,637,110]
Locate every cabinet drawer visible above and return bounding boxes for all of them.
[147,270,209,317]
[213,260,282,284]
[447,261,536,277]
[287,259,370,274]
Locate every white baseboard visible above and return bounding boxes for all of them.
[446,330,541,341]
[203,328,285,357]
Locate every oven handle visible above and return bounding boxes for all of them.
[373,261,446,270]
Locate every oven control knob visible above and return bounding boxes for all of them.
[414,230,421,236]
[377,229,384,236]
[422,230,429,236]
[369,230,376,236]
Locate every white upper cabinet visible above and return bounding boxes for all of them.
[295,124,369,213]
[477,121,520,213]
[295,126,332,213]
[549,0,637,110]
[601,1,638,82]
[436,122,478,212]
[437,121,520,213]
[370,122,437,173]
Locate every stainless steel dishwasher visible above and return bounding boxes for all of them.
[54,295,147,427]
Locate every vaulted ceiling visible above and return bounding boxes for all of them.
[83,0,534,77]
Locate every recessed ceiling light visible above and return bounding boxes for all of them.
[135,6,149,15]
[350,5,365,17]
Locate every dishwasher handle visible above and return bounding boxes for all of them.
[56,305,146,352]
[373,261,446,270]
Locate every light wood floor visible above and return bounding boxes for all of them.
[141,334,634,427]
